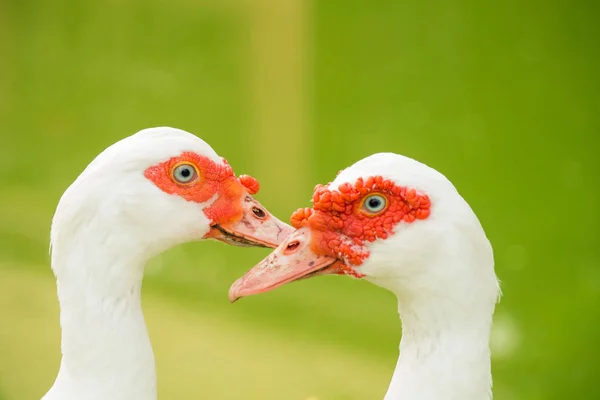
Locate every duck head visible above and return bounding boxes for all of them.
[51,127,293,262]
[229,153,498,314]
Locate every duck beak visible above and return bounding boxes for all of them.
[228,227,340,302]
[206,196,294,249]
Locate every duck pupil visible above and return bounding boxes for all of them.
[180,168,191,178]
[369,198,381,208]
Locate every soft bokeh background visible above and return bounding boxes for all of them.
[0,0,598,399]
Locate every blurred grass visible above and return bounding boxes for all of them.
[0,265,392,399]
[0,0,599,399]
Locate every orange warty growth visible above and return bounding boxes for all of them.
[238,175,260,195]
[290,176,431,274]
[144,152,261,227]
[144,152,236,203]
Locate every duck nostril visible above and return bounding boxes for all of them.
[252,206,266,219]
[284,240,301,254]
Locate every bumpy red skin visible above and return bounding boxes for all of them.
[144,152,261,226]
[290,176,431,278]
[238,175,260,195]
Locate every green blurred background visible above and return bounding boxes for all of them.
[0,0,598,399]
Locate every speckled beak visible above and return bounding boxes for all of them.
[228,227,340,302]
[206,196,294,249]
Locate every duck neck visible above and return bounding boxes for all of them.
[44,238,156,400]
[381,281,495,400]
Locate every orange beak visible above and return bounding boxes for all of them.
[228,227,342,302]
[205,195,294,249]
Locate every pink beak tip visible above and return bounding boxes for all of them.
[228,280,243,303]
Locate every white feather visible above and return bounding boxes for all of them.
[44,127,225,400]
[332,153,499,400]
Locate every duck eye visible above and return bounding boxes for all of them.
[172,163,198,184]
[363,194,387,214]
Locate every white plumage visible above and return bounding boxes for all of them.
[231,152,500,400]
[43,127,292,400]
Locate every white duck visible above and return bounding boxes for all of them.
[42,127,293,400]
[230,152,500,400]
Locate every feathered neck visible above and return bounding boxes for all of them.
[371,268,496,400]
[44,220,157,400]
